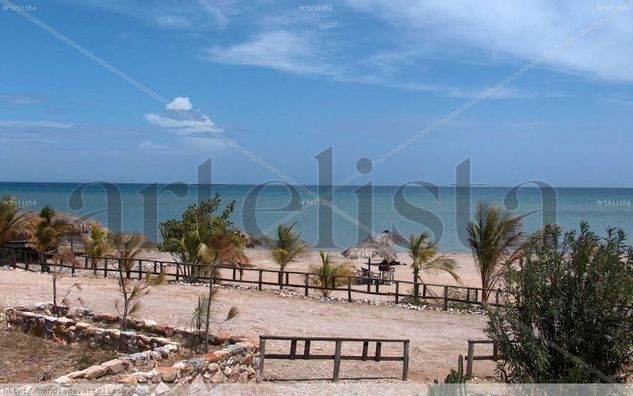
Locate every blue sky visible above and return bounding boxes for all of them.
[0,0,632,187]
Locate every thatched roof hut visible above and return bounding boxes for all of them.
[341,235,397,262]
[373,229,407,247]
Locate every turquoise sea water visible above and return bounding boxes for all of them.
[2,182,633,252]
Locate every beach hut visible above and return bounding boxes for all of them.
[342,236,398,285]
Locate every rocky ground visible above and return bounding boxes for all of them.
[0,267,497,383]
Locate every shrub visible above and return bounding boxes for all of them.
[487,223,633,383]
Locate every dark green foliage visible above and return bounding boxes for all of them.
[159,195,236,245]
[428,355,467,396]
[487,222,633,383]
[444,355,467,383]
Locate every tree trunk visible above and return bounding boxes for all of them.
[204,270,213,353]
[52,276,58,316]
[413,269,420,299]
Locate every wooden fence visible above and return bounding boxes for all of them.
[0,247,505,308]
[257,335,409,381]
[465,339,499,377]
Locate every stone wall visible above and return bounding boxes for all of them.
[4,305,259,385]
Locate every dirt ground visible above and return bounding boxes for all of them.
[0,268,497,383]
[0,322,119,383]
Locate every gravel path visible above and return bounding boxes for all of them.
[0,268,497,383]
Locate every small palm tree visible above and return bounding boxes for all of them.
[163,229,207,280]
[0,195,32,247]
[32,206,70,271]
[196,230,248,352]
[407,233,460,299]
[268,223,309,288]
[110,232,160,329]
[83,223,111,276]
[309,251,354,297]
[466,202,524,301]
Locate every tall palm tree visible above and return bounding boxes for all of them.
[268,223,309,288]
[110,232,156,329]
[466,202,524,301]
[407,233,460,298]
[32,206,70,271]
[83,223,112,276]
[0,195,32,247]
[309,251,353,297]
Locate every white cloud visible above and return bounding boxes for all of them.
[145,112,219,133]
[205,30,339,75]
[0,120,75,128]
[0,94,42,105]
[166,96,193,111]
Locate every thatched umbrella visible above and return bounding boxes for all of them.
[373,229,407,247]
[341,235,397,262]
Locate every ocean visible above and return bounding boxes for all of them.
[2,182,632,252]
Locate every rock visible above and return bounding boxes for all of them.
[202,352,221,363]
[154,382,171,394]
[156,367,179,383]
[66,370,86,379]
[101,359,125,374]
[118,375,137,385]
[227,344,244,354]
[239,372,249,383]
[210,370,225,384]
[242,355,253,365]
[83,365,107,379]
[53,375,73,384]
[214,349,231,361]
[208,363,220,374]
[229,371,240,382]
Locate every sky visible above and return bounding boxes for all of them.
[0,0,632,187]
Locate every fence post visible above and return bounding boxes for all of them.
[104,258,108,277]
[176,264,180,282]
[403,340,410,381]
[12,250,17,269]
[495,289,500,306]
[333,340,342,381]
[443,286,449,310]
[466,288,470,304]
[347,277,352,302]
[138,260,142,280]
[257,337,266,383]
[466,341,475,378]
[395,281,399,304]
[278,271,283,290]
[84,256,89,269]
[258,270,263,291]
[154,261,157,274]
[304,273,309,296]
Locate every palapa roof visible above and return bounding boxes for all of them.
[341,235,397,261]
[372,229,407,247]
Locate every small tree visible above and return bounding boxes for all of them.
[267,223,309,288]
[0,195,33,247]
[50,250,83,316]
[190,291,238,354]
[487,223,633,383]
[309,251,353,297]
[407,233,460,299]
[466,202,524,301]
[110,232,163,329]
[83,223,111,276]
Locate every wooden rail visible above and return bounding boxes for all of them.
[257,335,410,382]
[465,339,499,377]
[0,247,506,308]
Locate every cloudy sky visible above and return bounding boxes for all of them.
[1,0,632,186]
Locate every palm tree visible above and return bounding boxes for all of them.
[83,223,112,276]
[309,251,354,297]
[163,229,207,281]
[32,206,70,272]
[268,223,309,288]
[196,230,248,352]
[466,202,524,301]
[407,233,460,299]
[0,195,32,247]
[110,232,157,329]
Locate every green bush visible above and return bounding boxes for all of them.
[487,222,633,383]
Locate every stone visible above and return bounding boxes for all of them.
[210,370,225,384]
[156,367,179,383]
[242,355,253,365]
[101,359,125,374]
[154,382,171,394]
[229,371,240,382]
[66,370,86,379]
[118,375,137,385]
[214,349,231,361]
[208,363,220,374]
[202,352,221,363]
[83,365,107,379]
[53,375,73,384]
[238,372,249,383]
